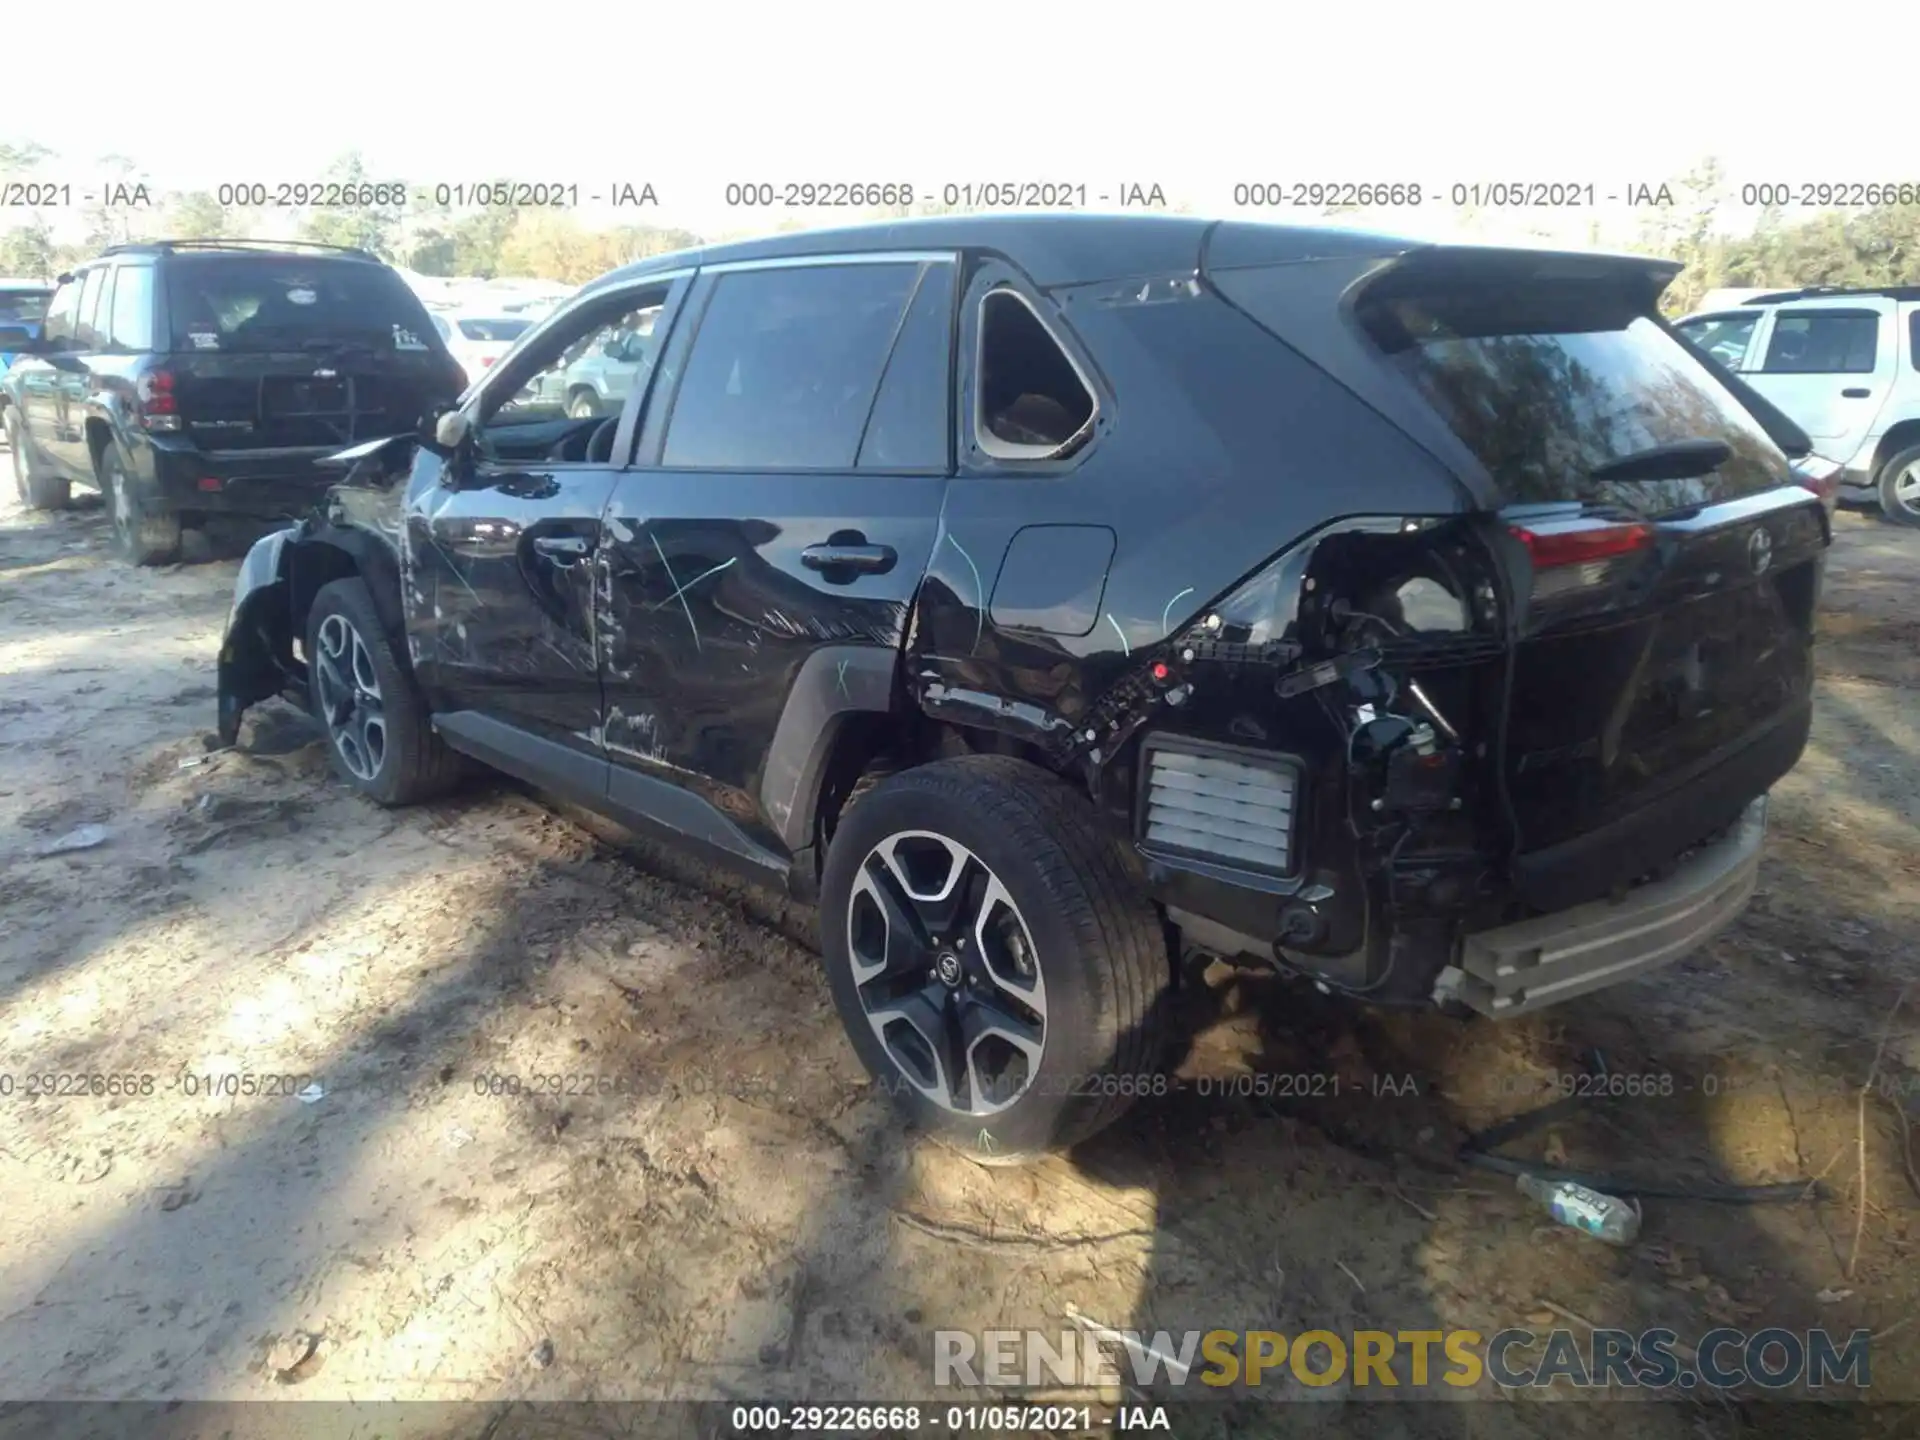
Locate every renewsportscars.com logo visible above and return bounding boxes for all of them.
[934,1326,1872,1393]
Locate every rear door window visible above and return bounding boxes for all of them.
[1758,310,1879,374]
[661,263,920,470]
[163,256,438,354]
[1359,282,1791,514]
[1676,312,1760,370]
[857,261,955,471]
[1910,310,1919,372]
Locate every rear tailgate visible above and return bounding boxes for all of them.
[162,255,463,452]
[1349,253,1828,906]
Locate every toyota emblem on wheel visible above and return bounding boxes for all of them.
[1748,527,1773,576]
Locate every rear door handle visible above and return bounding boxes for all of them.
[801,542,896,576]
[1841,388,1871,398]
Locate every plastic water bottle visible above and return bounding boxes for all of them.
[1516,1175,1642,1246]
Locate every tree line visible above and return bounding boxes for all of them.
[2,146,1913,310]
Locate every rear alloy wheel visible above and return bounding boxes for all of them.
[1876,445,1920,528]
[566,390,600,420]
[306,578,463,805]
[820,756,1171,1163]
[7,407,71,510]
[101,446,181,565]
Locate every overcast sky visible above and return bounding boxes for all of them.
[8,0,1918,247]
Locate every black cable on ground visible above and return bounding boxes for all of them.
[1458,1085,1826,1206]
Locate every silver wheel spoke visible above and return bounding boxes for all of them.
[316,614,385,782]
[847,829,1046,1117]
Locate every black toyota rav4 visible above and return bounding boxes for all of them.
[214,215,1829,1162]
[1,239,463,564]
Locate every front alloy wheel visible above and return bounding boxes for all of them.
[848,831,1047,1116]
[314,612,387,782]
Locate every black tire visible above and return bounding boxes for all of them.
[1876,444,1920,528]
[100,444,181,565]
[306,577,464,806]
[565,388,600,420]
[6,406,71,510]
[820,755,1171,1164]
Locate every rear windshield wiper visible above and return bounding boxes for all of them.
[1588,438,1733,484]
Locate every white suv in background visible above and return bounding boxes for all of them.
[1677,287,1920,525]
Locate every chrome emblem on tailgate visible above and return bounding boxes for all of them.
[1747,527,1773,576]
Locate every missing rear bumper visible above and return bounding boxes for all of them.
[1444,797,1767,1019]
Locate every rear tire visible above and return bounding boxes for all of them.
[100,444,181,565]
[819,755,1171,1164]
[7,407,70,510]
[1876,445,1920,528]
[306,577,464,806]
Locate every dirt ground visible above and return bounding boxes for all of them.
[1,476,1916,1439]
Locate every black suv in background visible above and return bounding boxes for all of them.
[0,240,464,564]
[216,215,1830,1162]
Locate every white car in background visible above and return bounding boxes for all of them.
[1677,286,1920,525]
[430,310,536,387]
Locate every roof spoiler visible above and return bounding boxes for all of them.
[1363,244,1813,461]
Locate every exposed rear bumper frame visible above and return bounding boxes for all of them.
[1443,797,1767,1019]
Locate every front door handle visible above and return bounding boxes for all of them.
[1841,388,1871,398]
[532,534,592,565]
[801,542,896,576]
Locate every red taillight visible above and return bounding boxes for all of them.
[1509,520,1654,569]
[137,370,180,432]
[196,477,223,492]
[481,355,496,368]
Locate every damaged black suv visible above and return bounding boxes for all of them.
[216,215,1829,1162]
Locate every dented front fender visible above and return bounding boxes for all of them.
[216,524,302,745]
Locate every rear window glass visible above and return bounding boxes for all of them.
[456,318,530,343]
[164,257,436,354]
[1759,310,1878,374]
[1360,284,1789,514]
[0,289,51,325]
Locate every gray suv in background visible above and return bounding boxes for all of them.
[526,305,660,417]
[1677,286,1920,525]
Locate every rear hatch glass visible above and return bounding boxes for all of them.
[163,255,459,449]
[1357,285,1790,517]
[0,289,52,326]
[1355,270,1822,874]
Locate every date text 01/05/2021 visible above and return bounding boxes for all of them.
[724,1404,1169,1433]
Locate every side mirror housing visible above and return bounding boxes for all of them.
[434,409,471,451]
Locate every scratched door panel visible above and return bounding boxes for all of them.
[598,473,944,817]
[598,258,955,833]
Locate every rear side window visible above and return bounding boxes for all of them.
[1759,310,1879,374]
[975,289,1096,460]
[1676,312,1760,370]
[457,317,530,343]
[163,256,438,354]
[75,269,110,349]
[109,266,154,351]
[1910,310,1919,372]
[662,264,920,470]
[1359,281,1790,514]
